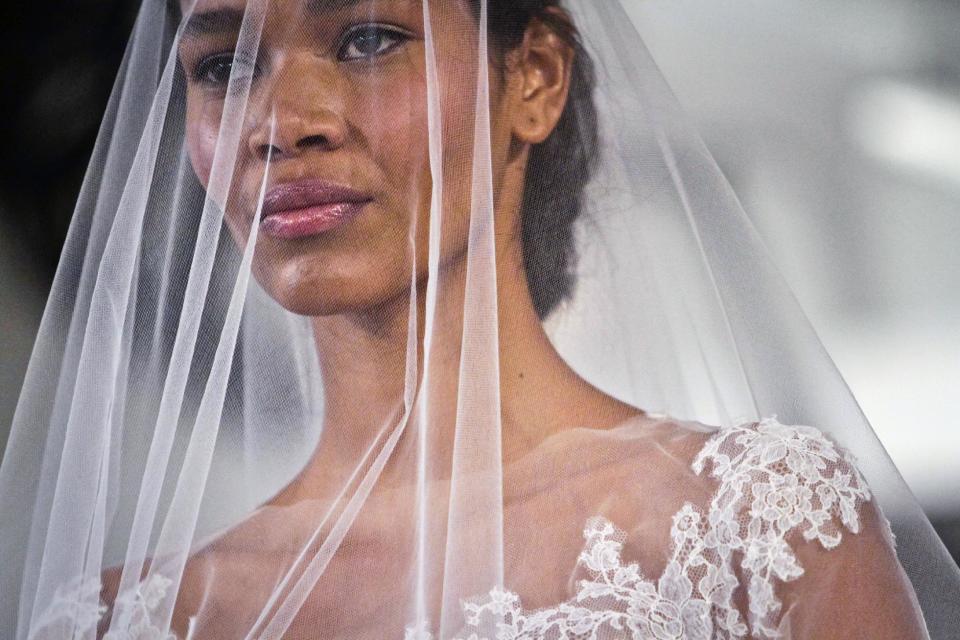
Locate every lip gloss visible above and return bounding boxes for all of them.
[259,179,373,239]
[261,203,369,239]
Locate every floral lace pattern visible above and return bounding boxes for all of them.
[28,573,194,640]
[102,574,193,640]
[435,416,875,639]
[31,416,876,639]
[28,575,107,640]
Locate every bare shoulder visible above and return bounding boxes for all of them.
[781,494,927,638]
[95,512,294,638]
[509,412,720,506]
[505,413,722,569]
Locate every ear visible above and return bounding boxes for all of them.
[510,12,575,145]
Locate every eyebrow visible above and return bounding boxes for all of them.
[180,0,405,38]
[182,8,245,37]
[305,0,378,12]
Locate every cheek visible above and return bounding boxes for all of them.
[358,79,429,198]
[346,71,433,268]
[437,68,483,204]
[185,98,220,190]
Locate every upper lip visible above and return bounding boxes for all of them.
[260,179,373,218]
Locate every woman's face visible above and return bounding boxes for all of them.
[178,0,523,317]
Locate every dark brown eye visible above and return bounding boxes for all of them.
[194,52,259,86]
[338,25,408,62]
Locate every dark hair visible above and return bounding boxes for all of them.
[479,0,600,319]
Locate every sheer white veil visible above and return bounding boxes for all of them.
[1,0,957,638]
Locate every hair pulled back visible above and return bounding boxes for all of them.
[478,0,599,318]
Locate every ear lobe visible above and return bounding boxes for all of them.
[512,20,575,145]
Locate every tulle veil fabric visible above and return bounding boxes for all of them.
[0,0,957,638]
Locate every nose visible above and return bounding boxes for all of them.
[248,54,348,161]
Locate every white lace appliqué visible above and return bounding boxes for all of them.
[33,416,875,639]
[442,416,874,640]
[29,573,195,640]
[28,575,107,640]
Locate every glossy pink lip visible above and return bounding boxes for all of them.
[259,179,372,239]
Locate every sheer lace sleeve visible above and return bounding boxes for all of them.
[693,416,926,639]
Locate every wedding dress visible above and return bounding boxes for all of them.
[27,414,898,639]
[1,0,957,638]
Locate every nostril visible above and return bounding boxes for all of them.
[296,134,331,150]
[257,143,283,161]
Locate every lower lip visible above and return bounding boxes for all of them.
[259,202,369,239]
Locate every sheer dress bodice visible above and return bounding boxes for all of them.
[31,415,916,640]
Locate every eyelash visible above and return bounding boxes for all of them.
[190,23,412,87]
[336,23,412,62]
[192,52,259,86]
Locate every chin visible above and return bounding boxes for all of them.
[252,251,410,318]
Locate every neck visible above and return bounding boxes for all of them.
[273,158,642,505]
[307,237,562,469]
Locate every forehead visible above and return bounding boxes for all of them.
[178,0,420,14]
[175,0,433,44]
[175,0,480,45]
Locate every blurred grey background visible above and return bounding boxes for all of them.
[625,0,960,558]
[0,0,957,560]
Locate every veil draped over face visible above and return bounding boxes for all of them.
[1,0,958,638]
